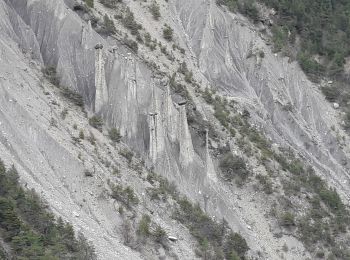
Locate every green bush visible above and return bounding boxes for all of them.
[271,25,289,52]
[174,197,248,258]
[256,174,273,194]
[42,66,59,86]
[61,87,84,107]
[108,128,121,143]
[298,53,325,76]
[163,24,173,41]
[89,115,103,131]
[100,0,120,8]
[319,188,343,212]
[123,37,139,53]
[138,214,151,237]
[219,152,249,182]
[237,0,259,22]
[214,104,229,128]
[153,225,167,244]
[98,14,116,36]
[0,161,96,259]
[111,184,139,208]
[119,149,133,163]
[221,0,350,80]
[149,1,161,20]
[280,212,295,227]
[84,0,94,8]
[223,232,249,259]
[121,8,142,35]
[321,86,340,102]
[147,177,177,201]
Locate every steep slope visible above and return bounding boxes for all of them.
[171,0,350,194]
[1,0,350,259]
[0,1,199,259]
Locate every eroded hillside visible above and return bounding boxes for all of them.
[1,0,350,259]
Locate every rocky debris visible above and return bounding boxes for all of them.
[1,0,350,259]
[168,236,178,242]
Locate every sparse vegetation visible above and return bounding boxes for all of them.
[43,66,84,108]
[149,1,161,20]
[89,115,103,131]
[122,37,139,53]
[0,161,96,259]
[42,66,59,86]
[98,14,116,36]
[61,108,68,119]
[220,0,350,78]
[120,8,142,36]
[84,0,94,8]
[163,24,173,41]
[174,197,248,259]
[61,87,84,108]
[137,214,151,237]
[119,149,133,163]
[108,127,121,143]
[146,173,177,201]
[219,152,250,183]
[100,0,119,8]
[79,129,85,140]
[111,184,139,208]
[280,212,295,227]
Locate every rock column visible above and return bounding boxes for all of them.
[205,128,217,182]
[178,101,194,167]
[94,43,107,112]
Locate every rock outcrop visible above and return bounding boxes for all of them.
[1,0,350,259]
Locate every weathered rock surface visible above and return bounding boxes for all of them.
[1,0,350,259]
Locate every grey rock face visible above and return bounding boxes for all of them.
[173,0,350,194]
[1,0,350,259]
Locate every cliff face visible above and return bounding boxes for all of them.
[1,0,350,259]
[174,0,350,187]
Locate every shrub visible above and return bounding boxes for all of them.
[108,128,121,143]
[237,0,259,22]
[271,25,289,52]
[223,232,249,259]
[98,14,116,36]
[79,130,85,140]
[147,178,177,201]
[214,104,229,128]
[0,161,96,259]
[202,88,214,104]
[61,87,84,107]
[123,37,138,53]
[138,214,151,237]
[219,152,249,182]
[84,0,94,8]
[119,149,133,163]
[319,188,343,212]
[122,8,142,35]
[174,197,249,259]
[280,212,295,227]
[111,184,139,208]
[321,86,340,102]
[100,0,120,8]
[42,66,59,86]
[153,225,167,244]
[149,1,161,20]
[298,53,325,76]
[89,116,103,131]
[256,174,273,194]
[163,24,173,41]
[61,108,68,119]
[84,170,93,177]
